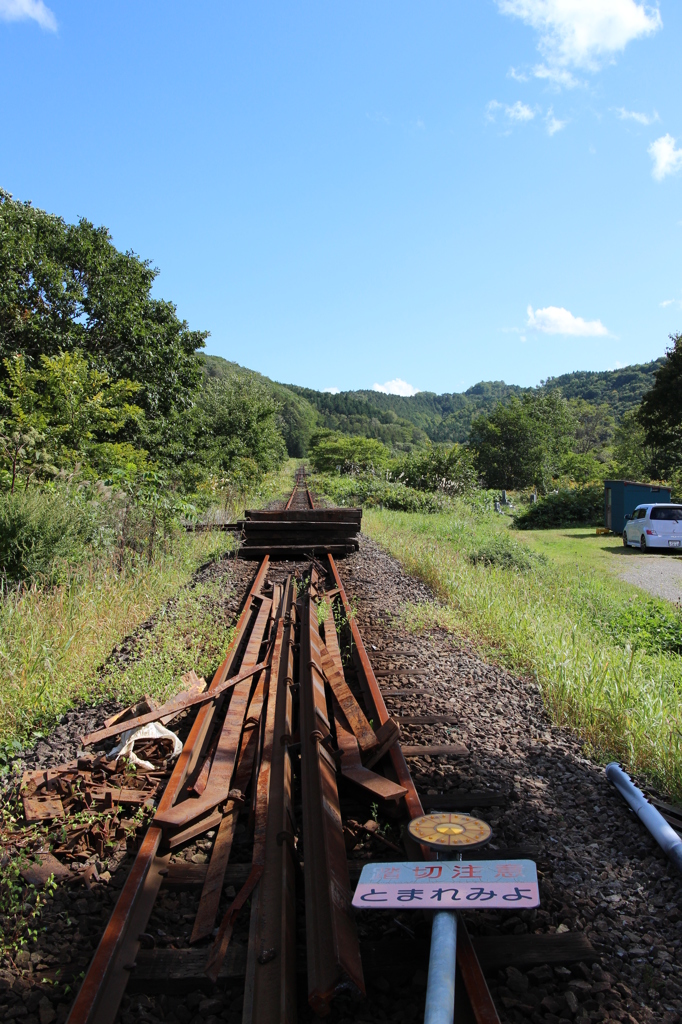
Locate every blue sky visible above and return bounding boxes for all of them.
[1,1,681,396]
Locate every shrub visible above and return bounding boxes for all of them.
[513,485,603,529]
[0,488,94,581]
[600,598,682,657]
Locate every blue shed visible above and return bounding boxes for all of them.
[604,480,672,534]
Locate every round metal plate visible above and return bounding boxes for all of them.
[407,813,492,850]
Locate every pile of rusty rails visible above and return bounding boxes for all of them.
[64,479,515,1024]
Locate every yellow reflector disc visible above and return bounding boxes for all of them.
[407,813,492,850]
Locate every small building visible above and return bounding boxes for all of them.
[604,480,672,534]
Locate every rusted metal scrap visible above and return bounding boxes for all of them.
[21,758,164,828]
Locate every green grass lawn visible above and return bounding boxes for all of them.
[512,523,679,573]
[362,503,682,798]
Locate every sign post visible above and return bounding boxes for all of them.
[352,814,540,1024]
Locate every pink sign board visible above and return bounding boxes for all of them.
[352,860,540,910]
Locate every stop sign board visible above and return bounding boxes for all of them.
[352,860,540,910]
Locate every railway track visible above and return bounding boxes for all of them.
[62,473,503,1024]
[49,470,616,1024]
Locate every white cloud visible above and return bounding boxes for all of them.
[509,100,536,121]
[649,134,682,181]
[486,99,536,123]
[0,0,56,30]
[372,379,420,397]
[545,106,567,134]
[616,107,659,125]
[497,0,661,78]
[509,67,529,81]
[533,63,581,88]
[323,386,340,394]
[661,298,682,309]
[526,304,610,336]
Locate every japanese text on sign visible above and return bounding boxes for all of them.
[352,860,539,910]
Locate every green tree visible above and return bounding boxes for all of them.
[610,410,654,481]
[568,400,614,455]
[191,372,287,482]
[308,433,390,475]
[638,333,682,476]
[0,189,207,426]
[469,393,575,490]
[392,442,477,493]
[0,351,144,479]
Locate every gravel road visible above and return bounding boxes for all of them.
[617,554,682,606]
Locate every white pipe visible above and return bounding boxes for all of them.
[606,762,682,873]
[424,910,457,1024]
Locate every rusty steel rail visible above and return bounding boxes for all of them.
[299,576,365,1013]
[327,554,500,1023]
[242,579,297,1022]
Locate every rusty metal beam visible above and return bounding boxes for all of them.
[154,597,273,833]
[82,654,270,748]
[323,603,405,803]
[189,672,267,944]
[318,640,377,754]
[205,583,290,985]
[242,581,298,1024]
[299,583,364,1014]
[327,556,424,824]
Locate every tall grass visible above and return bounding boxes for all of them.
[364,507,682,797]
[0,461,297,749]
[0,533,228,745]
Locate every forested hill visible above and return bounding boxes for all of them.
[202,354,665,453]
[541,361,665,418]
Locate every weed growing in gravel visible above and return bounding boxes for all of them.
[365,506,682,797]
[0,854,56,955]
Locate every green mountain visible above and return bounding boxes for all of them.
[201,354,665,456]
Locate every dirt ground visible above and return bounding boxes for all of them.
[1,535,681,1024]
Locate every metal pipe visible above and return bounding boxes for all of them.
[606,762,682,873]
[424,911,457,1024]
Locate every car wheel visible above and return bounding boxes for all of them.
[623,531,628,547]
[640,534,647,551]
